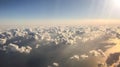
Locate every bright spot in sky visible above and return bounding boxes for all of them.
[112,0,120,8]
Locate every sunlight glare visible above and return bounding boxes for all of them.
[112,0,120,8]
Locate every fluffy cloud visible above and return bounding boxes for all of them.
[0,38,6,45]
[70,55,80,61]
[89,50,101,57]
[53,62,59,67]
[80,54,89,59]
[0,25,120,67]
[8,43,32,53]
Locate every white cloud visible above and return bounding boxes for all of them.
[8,43,32,53]
[89,50,101,57]
[0,38,6,45]
[0,25,120,67]
[98,49,106,57]
[53,62,59,67]
[70,55,80,61]
[8,43,19,52]
[35,44,40,48]
[80,54,89,59]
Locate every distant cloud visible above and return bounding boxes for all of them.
[70,55,80,61]
[0,25,119,67]
[80,54,89,59]
[0,38,6,45]
[8,43,32,53]
[53,62,59,67]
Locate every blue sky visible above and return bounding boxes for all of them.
[0,0,120,24]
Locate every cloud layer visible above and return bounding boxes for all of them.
[0,25,120,67]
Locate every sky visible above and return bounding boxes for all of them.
[0,0,120,24]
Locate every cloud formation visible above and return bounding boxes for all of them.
[0,25,120,67]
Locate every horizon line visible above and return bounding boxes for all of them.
[0,19,120,25]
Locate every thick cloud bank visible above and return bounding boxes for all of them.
[0,25,120,67]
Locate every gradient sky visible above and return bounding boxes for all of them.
[0,0,120,24]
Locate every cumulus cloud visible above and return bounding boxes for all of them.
[89,50,101,57]
[53,62,59,67]
[8,43,19,52]
[0,25,120,67]
[0,38,6,45]
[8,43,32,53]
[89,49,106,58]
[70,55,80,61]
[80,54,89,59]
[35,44,40,48]
[98,49,106,57]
